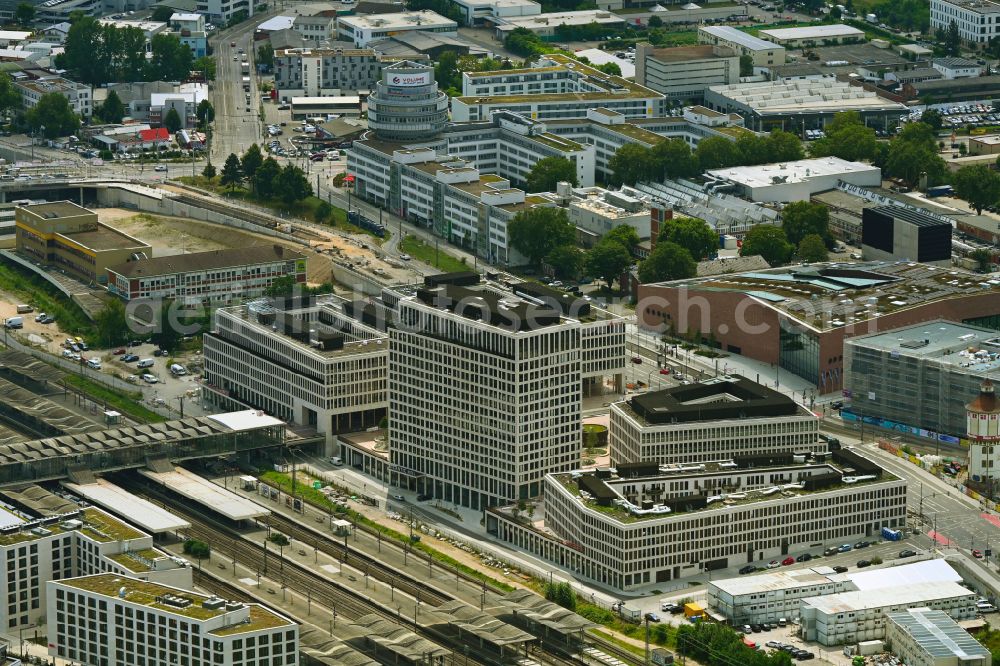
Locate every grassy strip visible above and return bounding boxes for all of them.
[259,470,514,593]
[63,374,167,424]
[0,258,94,336]
[400,236,469,273]
[176,177,387,242]
[590,630,648,658]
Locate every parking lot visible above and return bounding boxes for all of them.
[903,102,1000,130]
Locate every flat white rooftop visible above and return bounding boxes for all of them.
[973,134,1000,145]
[848,558,963,591]
[707,157,878,188]
[64,479,191,534]
[206,410,285,432]
[257,15,295,32]
[708,79,907,114]
[338,10,457,30]
[573,48,635,78]
[699,25,781,51]
[712,566,841,596]
[0,30,31,41]
[759,24,864,41]
[802,581,971,615]
[496,9,624,29]
[0,505,24,529]
[138,467,270,521]
[453,0,539,7]
[290,96,361,105]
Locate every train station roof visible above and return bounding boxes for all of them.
[350,615,451,662]
[426,600,535,647]
[493,589,597,635]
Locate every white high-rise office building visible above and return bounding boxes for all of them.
[388,273,620,509]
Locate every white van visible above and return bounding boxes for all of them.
[15,304,32,314]
[169,363,186,376]
[86,358,102,370]
[3,316,22,329]
[137,358,154,368]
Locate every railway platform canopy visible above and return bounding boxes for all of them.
[349,614,450,665]
[64,477,192,533]
[298,628,378,666]
[138,466,269,521]
[425,600,536,662]
[0,410,300,487]
[492,589,596,645]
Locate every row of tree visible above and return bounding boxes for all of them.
[218,145,314,205]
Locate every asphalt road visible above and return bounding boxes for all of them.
[209,23,264,160]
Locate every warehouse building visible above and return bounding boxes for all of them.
[861,206,953,266]
[48,574,297,666]
[698,25,785,67]
[15,202,150,285]
[705,157,881,202]
[635,44,740,102]
[704,79,908,132]
[637,262,1000,392]
[489,9,624,38]
[488,447,906,590]
[844,321,1000,441]
[610,376,822,465]
[903,75,1000,102]
[758,24,864,47]
[336,11,457,47]
[800,582,976,646]
[885,607,991,666]
[202,296,388,438]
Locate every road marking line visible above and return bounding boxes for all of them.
[929,530,952,545]
[982,513,1000,529]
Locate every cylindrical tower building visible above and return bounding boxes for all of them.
[967,380,1000,487]
[367,60,449,141]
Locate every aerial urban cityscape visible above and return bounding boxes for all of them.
[0,0,993,664]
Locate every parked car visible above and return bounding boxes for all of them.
[856,559,872,568]
[781,557,795,566]
[832,565,848,573]
[154,165,167,172]
[795,553,812,562]
[141,373,158,384]
[40,316,54,324]
[112,348,126,355]
[631,356,642,364]
[838,544,852,552]
[34,312,46,322]
[766,560,780,569]
[973,549,983,558]
[659,368,670,375]
[898,549,917,558]
[854,541,870,549]
[739,565,756,574]
[645,613,661,623]
[120,354,139,363]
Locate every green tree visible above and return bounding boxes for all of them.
[740,224,793,267]
[163,107,182,133]
[695,136,740,170]
[509,207,576,266]
[196,99,214,127]
[255,156,281,198]
[62,16,107,85]
[952,164,1000,214]
[0,72,20,117]
[885,122,948,187]
[543,582,576,611]
[970,248,993,273]
[739,54,754,77]
[525,156,578,192]
[241,143,264,188]
[202,161,216,179]
[605,225,640,254]
[275,164,312,204]
[585,239,632,289]
[94,298,128,348]
[781,201,830,247]
[652,138,700,179]
[810,112,879,162]
[148,32,193,81]
[219,153,243,191]
[921,108,944,131]
[151,5,174,20]
[609,143,658,186]
[265,275,296,297]
[97,90,124,123]
[595,62,621,76]
[797,234,829,262]
[14,2,34,24]
[182,539,210,560]
[658,216,717,260]
[434,50,460,91]
[946,20,961,55]
[151,300,182,352]
[767,129,804,162]
[648,14,663,27]
[256,43,274,70]
[25,93,79,138]
[193,56,216,81]
[638,241,696,283]
[546,244,583,279]
[315,200,334,223]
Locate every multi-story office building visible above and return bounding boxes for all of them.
[930,0,1000,45]
[450,0,539,26]
[452,54,667,121]
[885,608,991,666]
[169,13,207,57]
[15,76,91,118]
[709,558,962,626]
[292,12,336,42]
[273,48,415,98]
[15,202,151,285]
[106,245,307,306]
[861,206,952,266]
[195,0,252,25]
[0,506,190,632]
[367,60,449,141]
[844,321,1000,439]
[610,377,822,465]
[698,26,785,67]
[203,296,387,438]
[800,582,976,645]
[48,573,297,666]
[389,272,623,509]
[488,447,907,590]
[336,11,458,47]
[635,44,740,102]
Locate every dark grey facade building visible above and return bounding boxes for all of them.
[861,205,952,266]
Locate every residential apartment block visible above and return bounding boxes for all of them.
[169,13,207,58]
[930,0,1000,44]
[15,202,150,285]
[48,574,297,666]
[452,54,667,122]
[106,245,307,306]
[203,296,388,438]
[0,505,190,632]
[195,0,253,25]
[488,447,907,591]
[15,76,91,118]
[610,377,823,466]
[635,44,740,102]
[388,272,624,509]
